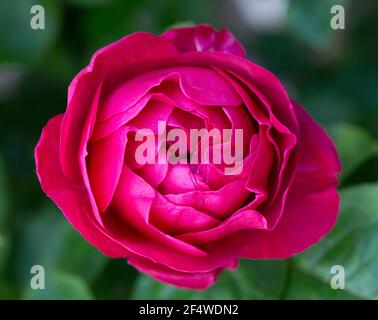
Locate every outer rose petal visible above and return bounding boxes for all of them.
[176,51,298,134]
[61,33,179,180]
[162,24,246,57]
[87,126,130,213]
[241,102,341,258]
[128,256,221,290]
[35,115,132,258]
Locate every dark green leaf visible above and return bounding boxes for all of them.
[295,183,378,299]
[328,123,378,182]
[58,229,109,283]
[22,271,93,300]
[285,267,358,299]
[131,260,288,299]
[13,204,108,286]
[92,259,138,300]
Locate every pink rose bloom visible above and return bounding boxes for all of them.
[35,24,340,290]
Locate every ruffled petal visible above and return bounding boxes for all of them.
[128,256,222,290]
[35,115,131,258]
[61,33,179,180]
[241,102,340,258]
[150,193,220,235]
[165,179,250,219]
[179,210,267,244]
[87,126,130,213]
[162,24,246,57]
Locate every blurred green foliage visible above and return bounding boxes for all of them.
[0,0,378,299]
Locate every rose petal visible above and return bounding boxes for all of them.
[87,126,130,213]
[97,71,177,122]
[165,179,251,219]
[92,93,173,141]
[241,102,340,258]
[178,66,242,106]
[106,165,241,272]
[162,24,246,57]
[178,210,267,244]
[150,193,220,235]
[158,164,209,194]
[35,115,131,258]
[128,256,222,290]
[61,33,179,180]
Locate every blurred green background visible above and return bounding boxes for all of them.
[0,0,378,300]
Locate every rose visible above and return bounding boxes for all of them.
[35,24,340,290]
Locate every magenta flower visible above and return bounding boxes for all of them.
[35,24,340,290]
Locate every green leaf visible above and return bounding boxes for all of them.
[22,271,93,300]
[295,183,378,299]
[57,229,109,283]
[131,271,238,300]
[131,260,288,299]
[13,204,108,286]
[92,259,138,300]
[285,267,358,299]
[233,260,288,299]
[0,0,62,64]
[328,123,378,182]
